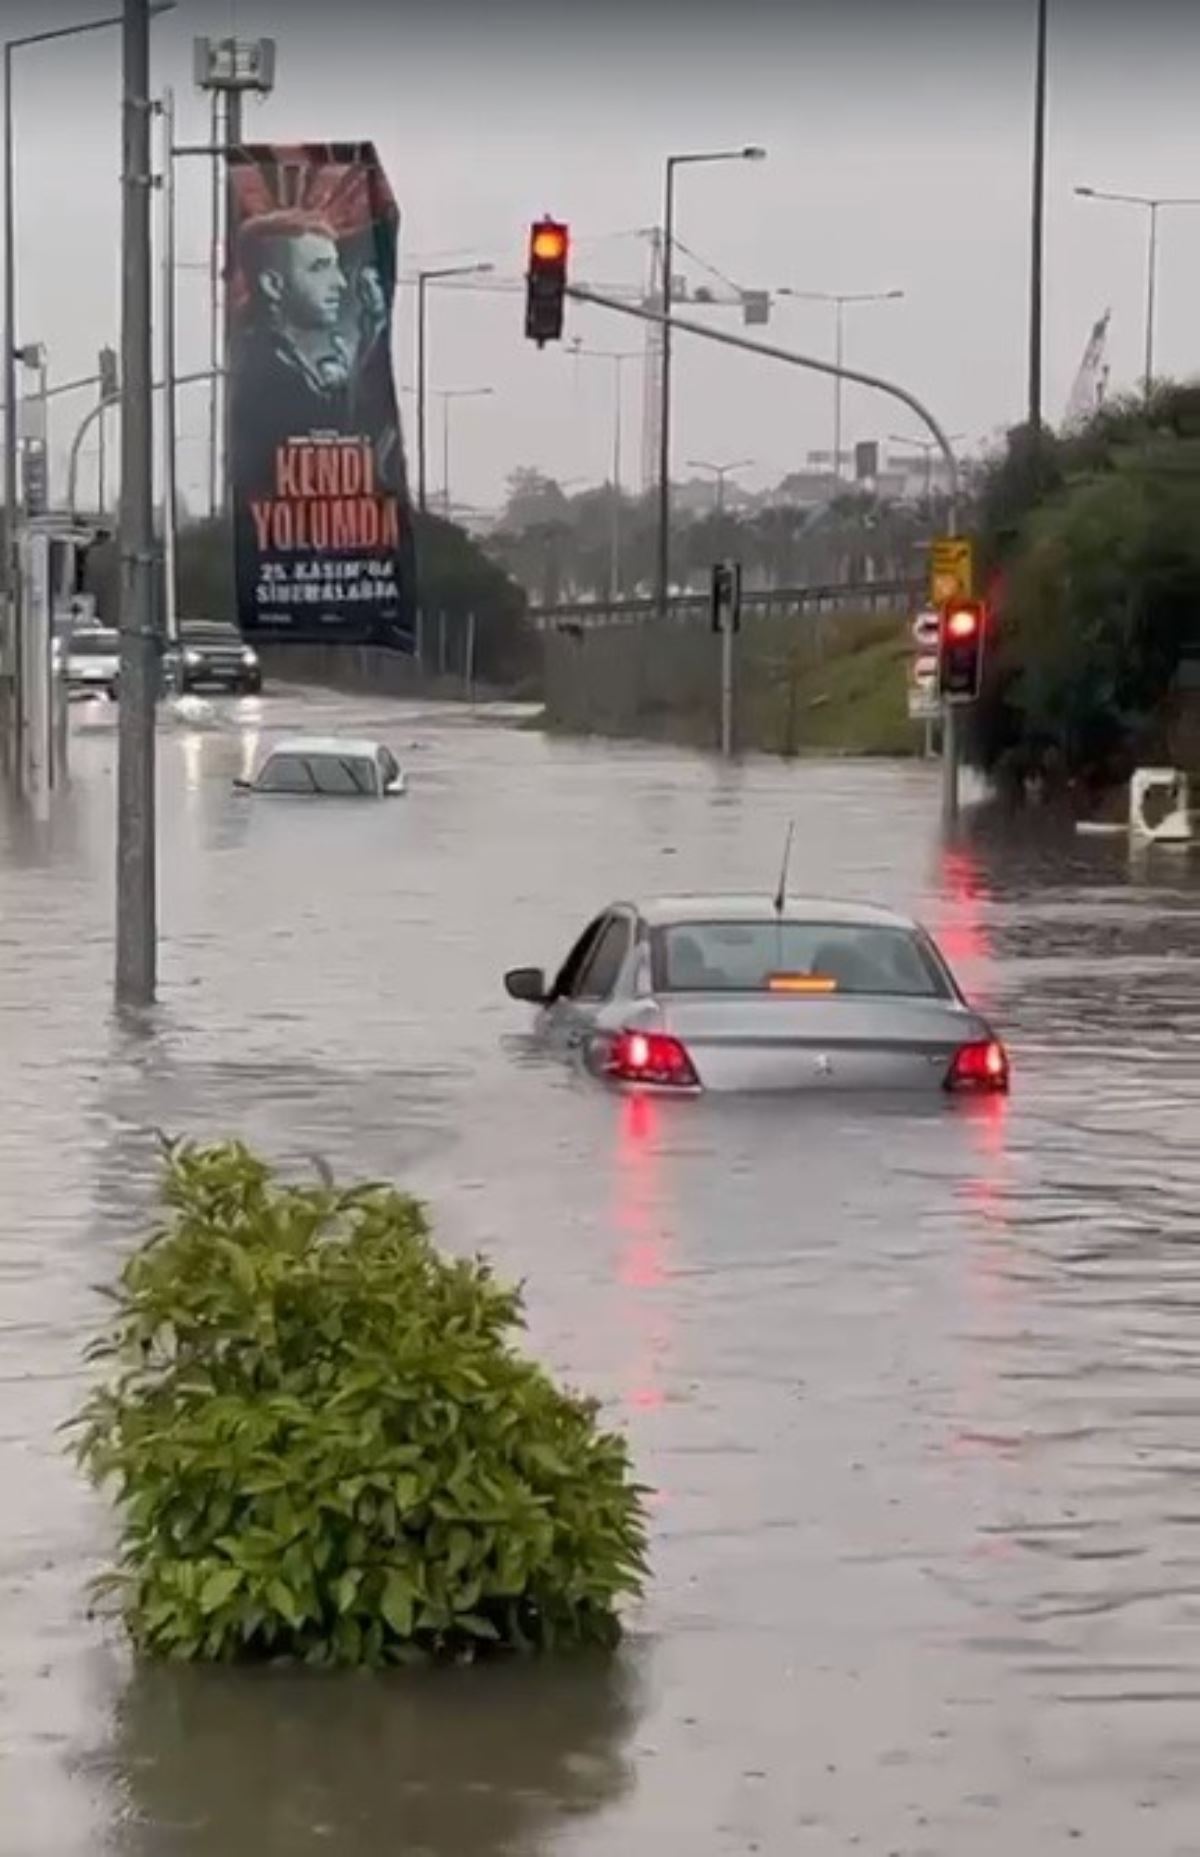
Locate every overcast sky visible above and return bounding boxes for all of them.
[13,0,1200,516]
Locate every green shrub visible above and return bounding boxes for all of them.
[73,1140,648,1667]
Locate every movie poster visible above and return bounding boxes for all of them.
[228,142,415,649]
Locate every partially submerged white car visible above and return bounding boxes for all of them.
[237,736,406,798]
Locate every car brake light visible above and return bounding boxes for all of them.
[607,1029,699,1088]
[946,1038,1009,1093]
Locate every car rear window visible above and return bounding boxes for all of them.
[69,632,119,655]
[654,921,948,998]
[256,753,377,795]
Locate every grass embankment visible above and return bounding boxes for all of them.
[753,612,913,758]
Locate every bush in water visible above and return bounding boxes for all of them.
[74,1140,648,1666]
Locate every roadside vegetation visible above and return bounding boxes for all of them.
[970,384,1200,796]
[74,1140,647,1668]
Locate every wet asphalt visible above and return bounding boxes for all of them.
[3,685,1200,1856]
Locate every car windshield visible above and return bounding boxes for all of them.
[654,920,948,998]
[256,752,377,796]
[182,624,240,645]
[69,632,119,656]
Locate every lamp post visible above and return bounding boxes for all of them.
[569,341,638,601]
[1074,185,1200,399]
[888,431,965,501]
[777,287,904,482]
[415,263,493,513]
[434,387,493,518]
[657,144,765,612]
[3,4,176,720]
[686,457,753,516]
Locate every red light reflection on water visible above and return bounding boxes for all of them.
[611,1091,674,1417]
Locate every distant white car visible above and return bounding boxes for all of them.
[64,627,120,699]
[237,735,407,798]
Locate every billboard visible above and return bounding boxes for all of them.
[228,142,415,649]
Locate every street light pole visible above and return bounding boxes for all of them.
[414,262,493,515]
[115,0,157,1008]
[435,386,493,518]
[656,145,765,614]
[569,341,638,601]
[1074,186,1200,401]
[1029,0,1048,434]
[777,287,904,481]
[687,457,753,515]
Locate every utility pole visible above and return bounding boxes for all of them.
[160,87,180,662]
[1028,0,1048,435]
[115,0,157,1007]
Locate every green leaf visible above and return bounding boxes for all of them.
[381,1570,415,1638]
[199,1566,243,1614]
[266,1578,303,1629]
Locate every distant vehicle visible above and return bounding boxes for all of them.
[173,620,262,694]
[237,736,406,799]
[504,894,1009,1096]
[64,627,120,699]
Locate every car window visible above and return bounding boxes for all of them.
[550,916,606,999]
[69,632,119,656]
[572,914,631,1000]
[654,921,948,998]
[255,753,317,794]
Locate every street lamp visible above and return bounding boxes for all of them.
[434,387,493,517]
[414,263,494,513]
[1075,185,1200,399]
[569,341,639,602]
[776,287,903,482]
[686,457,753,516]
[888,432,965,500]
[657,144,765,611]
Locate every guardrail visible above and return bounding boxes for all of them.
[528,578,921,632]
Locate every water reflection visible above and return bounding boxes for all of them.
[104,1651,645,1857]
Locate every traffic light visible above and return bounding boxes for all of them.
[938,600,986,701]
[525,218,569,346]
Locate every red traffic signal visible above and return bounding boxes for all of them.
[938,600,986,700]
[525,217,570,346]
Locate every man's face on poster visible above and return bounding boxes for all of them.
[263,231,347,332]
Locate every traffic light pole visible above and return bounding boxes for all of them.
[566,284,961,531]
[941,703,960,828]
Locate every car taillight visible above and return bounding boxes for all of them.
[607,1029,699,1088]
[946,1038,1009,1093]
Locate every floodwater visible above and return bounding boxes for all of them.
[3,686,1200,1856]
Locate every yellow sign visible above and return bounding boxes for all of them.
[930,536,973,606]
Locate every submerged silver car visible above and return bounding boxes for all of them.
[504,895,1009,1096]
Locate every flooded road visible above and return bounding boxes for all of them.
[3,685,1200,1855]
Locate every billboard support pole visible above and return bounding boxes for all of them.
[116,0,157,1009]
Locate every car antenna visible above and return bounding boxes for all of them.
[773,822,795,916]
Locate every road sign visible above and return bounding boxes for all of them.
[912,650,938,686]
[907,651,940,722]
[710,559,742,633]
[911,609,940,648]
[930,536,973,606]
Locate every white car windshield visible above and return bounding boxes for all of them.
[654,921,948,998]
[256,753,377,796]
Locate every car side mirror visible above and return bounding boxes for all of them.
[505,965,547,1004]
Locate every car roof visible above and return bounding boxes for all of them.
[636,894,918,931]
[265,736,390,761]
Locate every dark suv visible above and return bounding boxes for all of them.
[175,620,263,694]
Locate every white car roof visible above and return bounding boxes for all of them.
[264,736,393,761]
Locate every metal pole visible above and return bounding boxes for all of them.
[655,158,675,614]
[464,609,476,701]
[161,86,179,656]
[221,86,242,523]
[416,271,428,513]
[940,700,959,828]
[1028,0,1048,434]
[4,42,19,767]
[442,396,451,514]
[1144,200,1158,401]
[97,397,107,515]
[833,300,844,481]
[115,0,157,1008]
[719,612,733,758]
[610,353,622,604]
[207,88,220,519]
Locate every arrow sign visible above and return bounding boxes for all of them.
[912,609,940,648]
